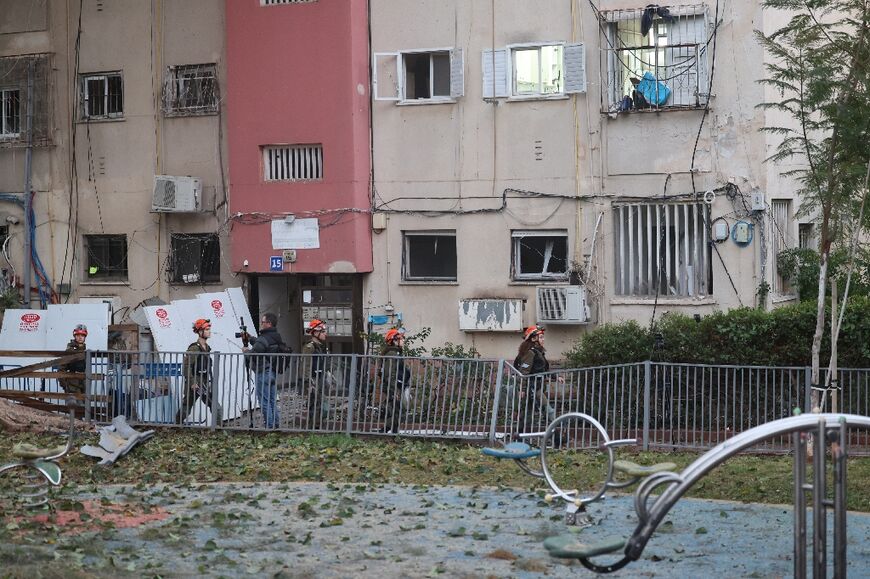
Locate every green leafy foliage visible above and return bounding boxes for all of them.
[0,288,19,313]
[429,342,480,359]
[778,247,870,302]
[564,298,870,367]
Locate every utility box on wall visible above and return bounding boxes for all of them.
[458,299,523,332]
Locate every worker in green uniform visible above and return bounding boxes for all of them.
[177,318,222,425]
[59,324,88,395]
[302,319,329,428]
[380,327,411,434]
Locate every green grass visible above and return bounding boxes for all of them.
[2,429,869,512]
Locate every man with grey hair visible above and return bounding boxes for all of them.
[244,312,286,429]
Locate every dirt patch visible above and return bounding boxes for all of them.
[0,398,92,434]
[18,499,169,533]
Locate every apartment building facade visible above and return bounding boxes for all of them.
[367,0,806,358]
[0,0,236,334]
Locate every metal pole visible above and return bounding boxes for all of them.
[833,419,847,578]
[346,354,358,435]
[23,60,34,308]
[793,429,807,579]
[812,417,827,578]
[488,359,505,443]
[83,350,92,423]
[643,360,651,451]
[831,282,838,413]
[210,352,221,430]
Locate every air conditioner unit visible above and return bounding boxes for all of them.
[536,286,589,324]
[152,175,202,212]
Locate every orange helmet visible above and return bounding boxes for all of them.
[385,328,405,343]
[73,324,88,337]
[523,325,544,340]
[307,319,326,334]
[192,318,211,333]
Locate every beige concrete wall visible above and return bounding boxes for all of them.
[0,0,238,323]
[368,0,800,359]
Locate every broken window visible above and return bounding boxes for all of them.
[771,199,795,294]
[85,234,128,281]
[81,72,123,119]
[164,64,218,115]
[512,230,569,281]
[601,6,708,112]
[170,233,220,284]
[263,144,323,181]
[402,231,457,281]
[373,49,464,102]
[0,89,20,137]
[614,202,712,297]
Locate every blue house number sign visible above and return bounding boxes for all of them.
[269,256,283,272]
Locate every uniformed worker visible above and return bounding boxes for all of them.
[380,328,411,434]
[59,324,88,394]
[513,324,562,434]
[176,318,222,425]
[302,319,329,428]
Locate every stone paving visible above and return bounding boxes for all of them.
[6,481,870,577]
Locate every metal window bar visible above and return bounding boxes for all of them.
[264,145,323,181]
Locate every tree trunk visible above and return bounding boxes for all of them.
[810,253,828,412]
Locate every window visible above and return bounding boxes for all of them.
[85,235,128,281]
[263,144,323,181]
[261,0,316,5]
[799,223,816,250]
[482,43,585,98]
[402,231,457,281]
[164,64,218,115]
[614,202,712,297]
[373,49,464,102]
[512,230,569,281]
[81,72,123,119]
[170,233,220,284]
[602,6,708,111]
[513,45,563,95]
[771,199,795,294]
[0,89,20,137]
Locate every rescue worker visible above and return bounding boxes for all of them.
[514,325,562,435]
[302,319,329,429]
[380,328,411,434]
[177,318,222,425]
[59,324,88,394]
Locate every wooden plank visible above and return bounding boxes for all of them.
[0,371,103,380]
[0,353,85,379]
[0,390,110,401]
[0,350,72,357]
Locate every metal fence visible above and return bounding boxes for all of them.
[68,351,870,453]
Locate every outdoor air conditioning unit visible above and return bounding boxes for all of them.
[536,286,589,324]
[152,175,202,213]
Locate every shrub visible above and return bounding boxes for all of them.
[563,298,870,368]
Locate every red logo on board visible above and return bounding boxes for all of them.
[155,308,168,319]
[21,313,40,323]
[211,300,225,318]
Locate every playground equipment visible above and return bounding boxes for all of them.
[0,401,76,507]
[483,412,676,524]
[543,412,868,578]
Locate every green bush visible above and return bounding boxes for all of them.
[564,297,870,368]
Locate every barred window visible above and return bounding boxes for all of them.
[263,144,323,181]
[601,5,708,112]
[0,89,20,137]
[614,202,712,297]
[81,72,123,119]
[165,64,218,115]
[771,199,795,295]
[85,235,128,280]
[170,233,220,284]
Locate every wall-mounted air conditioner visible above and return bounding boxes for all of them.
[152,175,202,212]
[536,286,589,324]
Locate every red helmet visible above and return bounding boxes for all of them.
[523,325,544,340]
[192,318,211,333]
[307,319,326,334]
[385,328,405,343]
[73,324,88,337]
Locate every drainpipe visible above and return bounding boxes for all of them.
[23,60,34,308]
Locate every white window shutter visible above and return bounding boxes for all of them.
[564,43,586,94]
[449,48,464,98]
[373,52,401,101]
[481,48,508,98]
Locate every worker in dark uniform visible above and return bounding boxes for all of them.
[514,324,562,435]
[380,328,411,434]
[302,319,329,429]
[59,324,88,395]
[177,318,222,425]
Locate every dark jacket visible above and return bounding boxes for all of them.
[302,339,328,380]
[59,339,87,393]
[515,346,549,377]
[249,327,287,372]
[183,341,212,391]
[380,345,411,389]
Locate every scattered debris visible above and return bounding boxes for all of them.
[0,398,92,433]
[80,416,155,466]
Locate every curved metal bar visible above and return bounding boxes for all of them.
[624,414,870,561]
[633,471,682,525]
[0,462,26,475]
[579,555,631,573]
[540,412,615,506]
[515,458,545,479]
[44,399,78,461]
